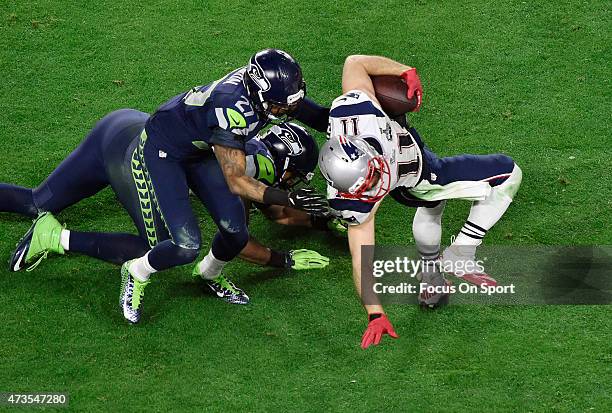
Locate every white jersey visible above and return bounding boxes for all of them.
[327,90,423,224]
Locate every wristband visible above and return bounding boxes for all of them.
[263,187,290,206]
[368,313,383,322]
[310,215,331,231]
[268,249,292,269]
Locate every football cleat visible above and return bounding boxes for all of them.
[119,260,150,324]
[441,245,497,287]
[192,263,250,305]
[9,212,65,272]
[203,275,249,305]
[418,269,452,309]
[206,275,249,305]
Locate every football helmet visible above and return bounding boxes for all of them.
[262,122,318,189]
[318,135,391,203]
[244,49,306,121]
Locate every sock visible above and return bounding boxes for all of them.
[413,202,445,260]
[452,190,512,248]
[0,184,38,217]
[454,221,487,247]
[60,229,70,251]
[68,231,149,265]
[197,250,227,280]
[458,164,522,238]
[129,252,156,282]
[452,164,522,248]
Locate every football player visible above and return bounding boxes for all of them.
[110,48,330,323]
[0,112,334,305]
[2,49,335,323]
[234,123,347,270]
[318,55,522,349]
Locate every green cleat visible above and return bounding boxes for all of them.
[192,263,249,305]
[9,212,65,272]
[119,260,150,324]
[205,274,250,305]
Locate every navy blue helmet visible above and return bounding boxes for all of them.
[261,122,319,189]
[245,49,306,121]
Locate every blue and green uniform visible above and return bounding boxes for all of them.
[1,66,329,267]
[0,109,278,265]
[134,67,272,270]
[0,109,154,263]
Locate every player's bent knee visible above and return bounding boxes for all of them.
[502,164,522,200]
[225,229,249,252]
[173,243,201,265]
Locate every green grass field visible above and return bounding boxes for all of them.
[1,0,610,411]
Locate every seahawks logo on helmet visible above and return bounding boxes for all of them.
[276,127,304,156]
[247,63,271,92]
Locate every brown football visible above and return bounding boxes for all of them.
[371,75,418,117]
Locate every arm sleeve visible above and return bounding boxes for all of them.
[209,127,246,150]
[293,98,330,133]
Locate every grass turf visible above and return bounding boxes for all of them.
[0,0,610,411]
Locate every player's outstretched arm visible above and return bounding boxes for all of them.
[347,212,399,349]
[260,205,310,226]
[342,55,422,110]
[293,98,330,133]
[214,143,329,215]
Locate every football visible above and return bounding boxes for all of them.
[371,75,419,117]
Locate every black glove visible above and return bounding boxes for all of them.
[288,188,329,216]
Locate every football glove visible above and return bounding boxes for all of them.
[290,249,329,270]
[400,68,422,111]
[361,313,398,349]
[288,188,329,216]
[327,217,348,237]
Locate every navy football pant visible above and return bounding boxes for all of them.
[421,149,515,186]
[391,148,515,208]
[140,137,248,270]
[1,109,249,268]
[186,156,249,262]
[0,109,155,264]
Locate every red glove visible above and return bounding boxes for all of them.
[361,313,399,349]
[400,68,423,111]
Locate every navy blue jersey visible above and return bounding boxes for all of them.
[145,68,266,159]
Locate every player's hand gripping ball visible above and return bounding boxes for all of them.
[371,69,422,116]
